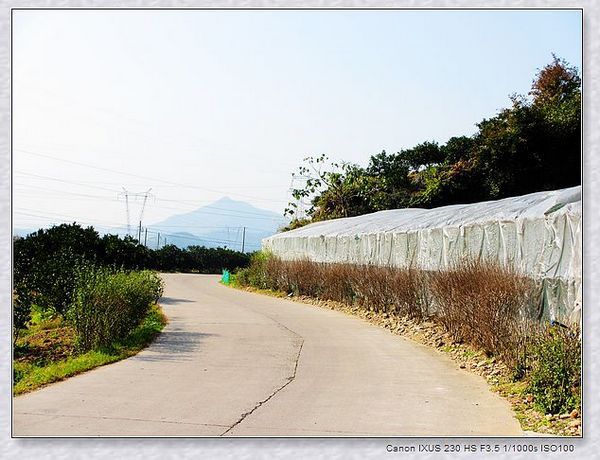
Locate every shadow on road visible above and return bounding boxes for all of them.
[159,297,196,305]
[132,329,217,363]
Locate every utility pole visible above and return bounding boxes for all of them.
[138,221,142,243]
[144,228,148,247]
[241,226,246,253]
[156,233,160,249]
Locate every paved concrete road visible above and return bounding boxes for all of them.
[13,274,522,436]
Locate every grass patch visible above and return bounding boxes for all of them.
[14,304,167,395]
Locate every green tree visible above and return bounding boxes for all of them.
[473,56,580,199]
[285,155,372,223]
[400,141,445,171]
[101,234,151,269]
[13,224,102,316]
[282,56,580,225]
[365,150,414,210]
[441,136,476,165]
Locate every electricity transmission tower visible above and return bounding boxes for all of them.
[118,188,154,239]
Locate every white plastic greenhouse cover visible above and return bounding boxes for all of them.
[263,186,582,322]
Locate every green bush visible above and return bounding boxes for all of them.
[236,251,274,289]
[67,268,164,351]
[13,224,248,338]
[528,325,581,414]
[13,225,104,317]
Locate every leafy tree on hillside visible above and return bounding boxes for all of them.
[283,55,580,227]
[285,155,372,221]
[530,55,581,107]
[475,56,581,198]
[400,141,445,172]
[366,150,414,211]
[441,136,476,165]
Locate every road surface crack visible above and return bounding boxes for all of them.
[220,338,304,436]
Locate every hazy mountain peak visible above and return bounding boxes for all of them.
[146,197,288,251]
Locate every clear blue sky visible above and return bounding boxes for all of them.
[12,9,582,230]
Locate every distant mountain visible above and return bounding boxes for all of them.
[145,197,288,251]
[13,198,287,252]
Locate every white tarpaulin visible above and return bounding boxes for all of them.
[263,186,582,322]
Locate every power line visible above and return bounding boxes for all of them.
[16,195,284,223]
[15,186,116,202]
[14,191,273,232]
[15,171,119,193]
[16,171,288,221]
[145,228,260,248]
[14,209,264,248]
[14,210,127,229]
[16,148,288,204]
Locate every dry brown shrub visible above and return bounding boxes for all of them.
[259,258,431,321]
[387,268,431,321]
[350,265,389,312]
[263,256,282,290]
[244,254,545,369]
[241,254,581,403]
[318,263,356,304]
[429,260,537,363]
[289,259,324,296]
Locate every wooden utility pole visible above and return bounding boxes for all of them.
[144,228,148,247]
[138,221,142,243]
[241,226,246,253]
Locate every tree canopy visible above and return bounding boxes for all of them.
[284,56,581,228]
[13,223,250,328]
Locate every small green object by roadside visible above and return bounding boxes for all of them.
[222,269,230,285]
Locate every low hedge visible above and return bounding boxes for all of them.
[67,268,164,351]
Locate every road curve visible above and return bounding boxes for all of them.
[13,274,522,436]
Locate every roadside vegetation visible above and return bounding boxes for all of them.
[14,304,166,395]
[13,223,249,394]
[13,225,167,394]
[13,223,250,337]
[269,56,582,435]
[14,223,250,284]
[234,252,582,435]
